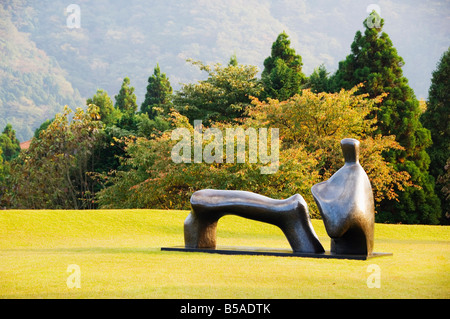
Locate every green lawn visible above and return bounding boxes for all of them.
[0,209,449,298]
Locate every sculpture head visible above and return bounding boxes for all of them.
[341,138,360,163]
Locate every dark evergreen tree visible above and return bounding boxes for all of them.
[332,11,441,224]
[306,64,332,93]
[141,64,173,119]
[115,77,137,116]
[261,32,306,100]
[421,47,450,222]
[115,77,138,131]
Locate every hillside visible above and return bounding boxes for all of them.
[0,5,84,141]
[1,0,449,141]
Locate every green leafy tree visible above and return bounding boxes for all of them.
[141,64,173,119]
[332,11,441,224]
[174,58,262,124]
[261,32,306,100]
[6,106,103,209]
[0,147,5,184]
[421,47,450,222]
[0,124,21,162]
[87,89,120,125]
[0,147,9,208]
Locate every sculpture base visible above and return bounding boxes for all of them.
[161,246,392,260]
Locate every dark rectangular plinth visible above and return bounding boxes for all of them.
[161,246,393,260]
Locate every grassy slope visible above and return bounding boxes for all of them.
[0,209,449,298]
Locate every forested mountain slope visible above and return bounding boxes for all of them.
[1,0,448,141]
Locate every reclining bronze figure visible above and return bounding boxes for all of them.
[175,138,384,258]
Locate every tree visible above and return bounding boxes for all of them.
[331,11,441,224]
[96,87,411,217]
[115,77,138,131]
[305,64,332,93]
[421,48,450,181]
[115,77,137,116]
[248,86,411,211]
[87,89,120,125]
[0,124,21,162]
[96,112,318,211]
[437,159,450,222]
[141,64,173,119]
[228,54,238,67]
[174,58,262,124]
[421,47,450,222]
[34,119,53,139]
[261,32,306,100]
[5,106,103,209]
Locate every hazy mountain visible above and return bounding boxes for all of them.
[1,0,449,141]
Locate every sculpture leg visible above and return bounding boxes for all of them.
[330,227,369,255]
[184,190,324,253]
[184,212,218,249]
[282,219,325,254]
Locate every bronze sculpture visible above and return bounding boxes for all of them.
[162,138,390,259]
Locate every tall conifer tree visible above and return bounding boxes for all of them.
[115,77,137,116]
[332,11,441,224]
[261,32,306,101]
[421,47,450,221]
[141,64,173,119]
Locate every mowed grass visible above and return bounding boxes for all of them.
[0,209,449,299]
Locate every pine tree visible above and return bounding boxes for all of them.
[115,77,137,116]
[261,32,306,100]
[141,64,173,119]
[332,11,441,224]
[421,47,450,221]
[306,64,332,93]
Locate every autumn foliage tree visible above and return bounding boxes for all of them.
[248,86,411,210]
[5,106,103,209]
[97,86,411,217]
